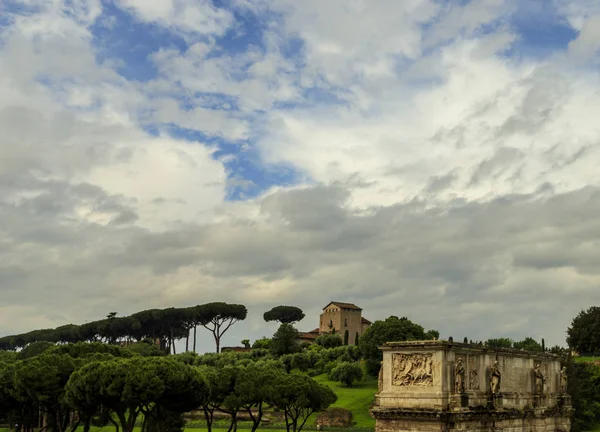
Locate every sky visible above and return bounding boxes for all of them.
[1,0,600,353]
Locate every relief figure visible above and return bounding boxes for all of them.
[392,353,433,387]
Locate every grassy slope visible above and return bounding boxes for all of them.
[313,373,377,428]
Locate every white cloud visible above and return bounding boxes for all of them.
[117,0,235,37]
[568,15,600,59]
[0,3,228,230]
[83,136,226,230]
[256,26,600,209]
[3,0,600,354]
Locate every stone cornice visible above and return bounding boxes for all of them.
[379,340,561,360]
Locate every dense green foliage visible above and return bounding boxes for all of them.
[484,337,543,352]
[251,338,271,350]
[359,316,437,375]
[485,338,514,349]
[567,359,600,432]
[568,306,600,355]
[0,341,340,432]
[315,334,343,349]
[329,362,364,387]
[271,324,300,356]
[263,306,305,324]
[513,337,543,352]
[269,373,337,432]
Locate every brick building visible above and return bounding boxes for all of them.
[298,301,371,346]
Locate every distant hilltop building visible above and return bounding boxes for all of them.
[299,301,371,346]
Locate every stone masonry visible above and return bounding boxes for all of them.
[371,340,572,432]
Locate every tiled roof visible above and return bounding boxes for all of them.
[361,317,372,324]
[323,301,362,311]
[298,332,319,340]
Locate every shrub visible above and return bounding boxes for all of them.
[299,341,311,350]
[250,348,270,359]
[329,362,364,387]
[280,353,294,372]
[252,337,272,350]
[316,334,343,349]
[324,361,339,376]
[292,352,311,371]
[172,351,199,365]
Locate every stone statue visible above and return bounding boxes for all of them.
[490,360,501,394]
[534,363,545,394]
[559,366,568,394]
[378,361,384,392]
[455,358,465,393]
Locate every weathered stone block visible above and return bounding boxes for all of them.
[371,340,572,432]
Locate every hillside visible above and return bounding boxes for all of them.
[313,373,378,428]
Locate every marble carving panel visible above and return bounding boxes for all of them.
[392,353,433,387]
[467,354,480,390]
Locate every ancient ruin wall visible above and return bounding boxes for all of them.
[372,340,572,432]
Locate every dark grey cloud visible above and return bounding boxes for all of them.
[1,183,588,350]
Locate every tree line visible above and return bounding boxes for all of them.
[0,342,337,432]
[0,303,247,354]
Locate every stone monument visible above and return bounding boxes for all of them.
[559,366,568,394]
[371,340,572,432]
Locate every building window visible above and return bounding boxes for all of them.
[344,318,348,327]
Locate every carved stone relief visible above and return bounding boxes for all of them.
[467,355,480,390]
[502,358,517,390]
[392,353,433,387]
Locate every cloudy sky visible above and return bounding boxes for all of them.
[1,0,600,352]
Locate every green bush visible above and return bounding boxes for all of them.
[252,337,272,350]
[569,360,600,432]
[329,362,364,387]
[316,334,343,348]
[291,352,311,371]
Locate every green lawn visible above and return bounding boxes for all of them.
[575,356,600,364]
[313,373,377,428]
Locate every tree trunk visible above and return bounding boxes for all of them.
[108,414,119,432]
[248,404,263,432]
[186,328,190,352]
[214,331,220,353]
[202,407,214,432]
[226,412,237,432]
[193,325,197,353]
